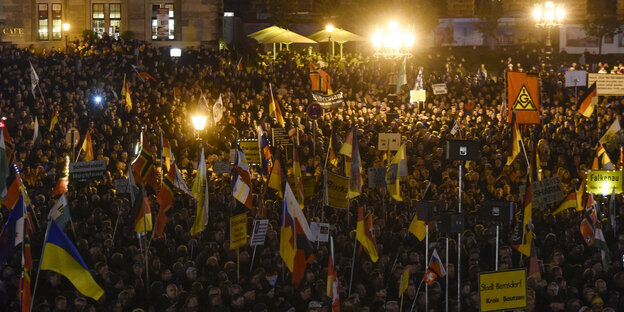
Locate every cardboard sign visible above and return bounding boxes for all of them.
[586,170,623,195]
[410,90,426,103]
[230,212,248,250]
[565,70,587,87]
[69,160,107,182]
[250,219,269,247]
[588,73,624,95]
[238,140,261,164]
[378,133,401,151]
[311,91,344,109]
[310,222,330,242]
[114,179,129,194]
[531,176,565,208]
[272,128,292,146]
[432,83,447,95]
[324,171,349,209]
[368,167,387,188]
[479,269,527,312]
[213,161,230,174]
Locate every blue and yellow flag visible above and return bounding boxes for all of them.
[40,221,104,300]
[386,143,406,201]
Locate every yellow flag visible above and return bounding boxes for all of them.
[409,212,426,241]
[399,267,409,297]
[386,143,406,201]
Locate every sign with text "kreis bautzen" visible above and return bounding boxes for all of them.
[479,269,527,312]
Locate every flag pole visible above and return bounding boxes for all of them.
[410,279,425,312]
[160,129,164,188]
[323,130,331,169]
[348,228,358,296]
[30,221,52,312]
[425,223,429,311]
[446,236,449,312]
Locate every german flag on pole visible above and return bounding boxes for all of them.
[132,136,159,192]
[552,191,577,216]
[154,164,176,238]
[131,64,157,82]
[507,71,540,124]
[269,83,285,127]
[133,186,153,234]
[356,206,378,263]
[236,57,244,71]
[80,130,94,161]
[578,82,597,118]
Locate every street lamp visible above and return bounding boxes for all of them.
[192,115,207,138]
[371,21,415,59]
[62,23,70,53]
[326,24,334,69]
[532,1,565,57]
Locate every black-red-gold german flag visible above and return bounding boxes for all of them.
[577,82,597,118]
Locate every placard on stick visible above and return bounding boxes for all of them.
[378,133,401,151]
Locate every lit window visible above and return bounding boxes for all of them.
[92,4,105,37]
[52,4,62,40]
[151,4,175,40]
[38,4,49,41]
[166,3,175,40]
[109,4,121,39]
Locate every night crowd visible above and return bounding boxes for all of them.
[0,33,623,312]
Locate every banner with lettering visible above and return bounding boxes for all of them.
[311,91,344,109]
[324,171,349,209]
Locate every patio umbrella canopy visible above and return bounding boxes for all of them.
[248,26,316,44]
[308,28,365,43]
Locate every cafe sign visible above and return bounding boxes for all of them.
[586,170,623,195]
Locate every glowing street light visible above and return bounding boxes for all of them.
[532,1,565,56]
[371,21,415,59]
[192,115,207,131]
[62,23,70,53]
[326,24,335,66]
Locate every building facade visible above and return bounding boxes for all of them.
[0,0,223,46]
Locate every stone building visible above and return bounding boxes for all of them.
[0,0,223,46]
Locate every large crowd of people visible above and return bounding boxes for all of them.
[0,33,623,312]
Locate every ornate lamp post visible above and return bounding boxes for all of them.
[371,21,414,59]
[532,1,565,57]
[62,23,70,53]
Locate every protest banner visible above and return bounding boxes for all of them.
[479,269,527,312]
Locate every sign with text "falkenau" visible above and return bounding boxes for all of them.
[586,170,623,195]
[479,269,527,312]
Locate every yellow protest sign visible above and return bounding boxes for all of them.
[238,140,261,164]
[303,176,316,198]
[324,171,349,209]
[586,170,623,195]
[230,212,248,250]
[479,269,527,312]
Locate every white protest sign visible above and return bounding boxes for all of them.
[565,70,587,87]
[432,83,448,95]
[532,176,565,209]
[310,222,330,242]
[378,133,401,151]
[588,73,624,95]
[250,219,269,246]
